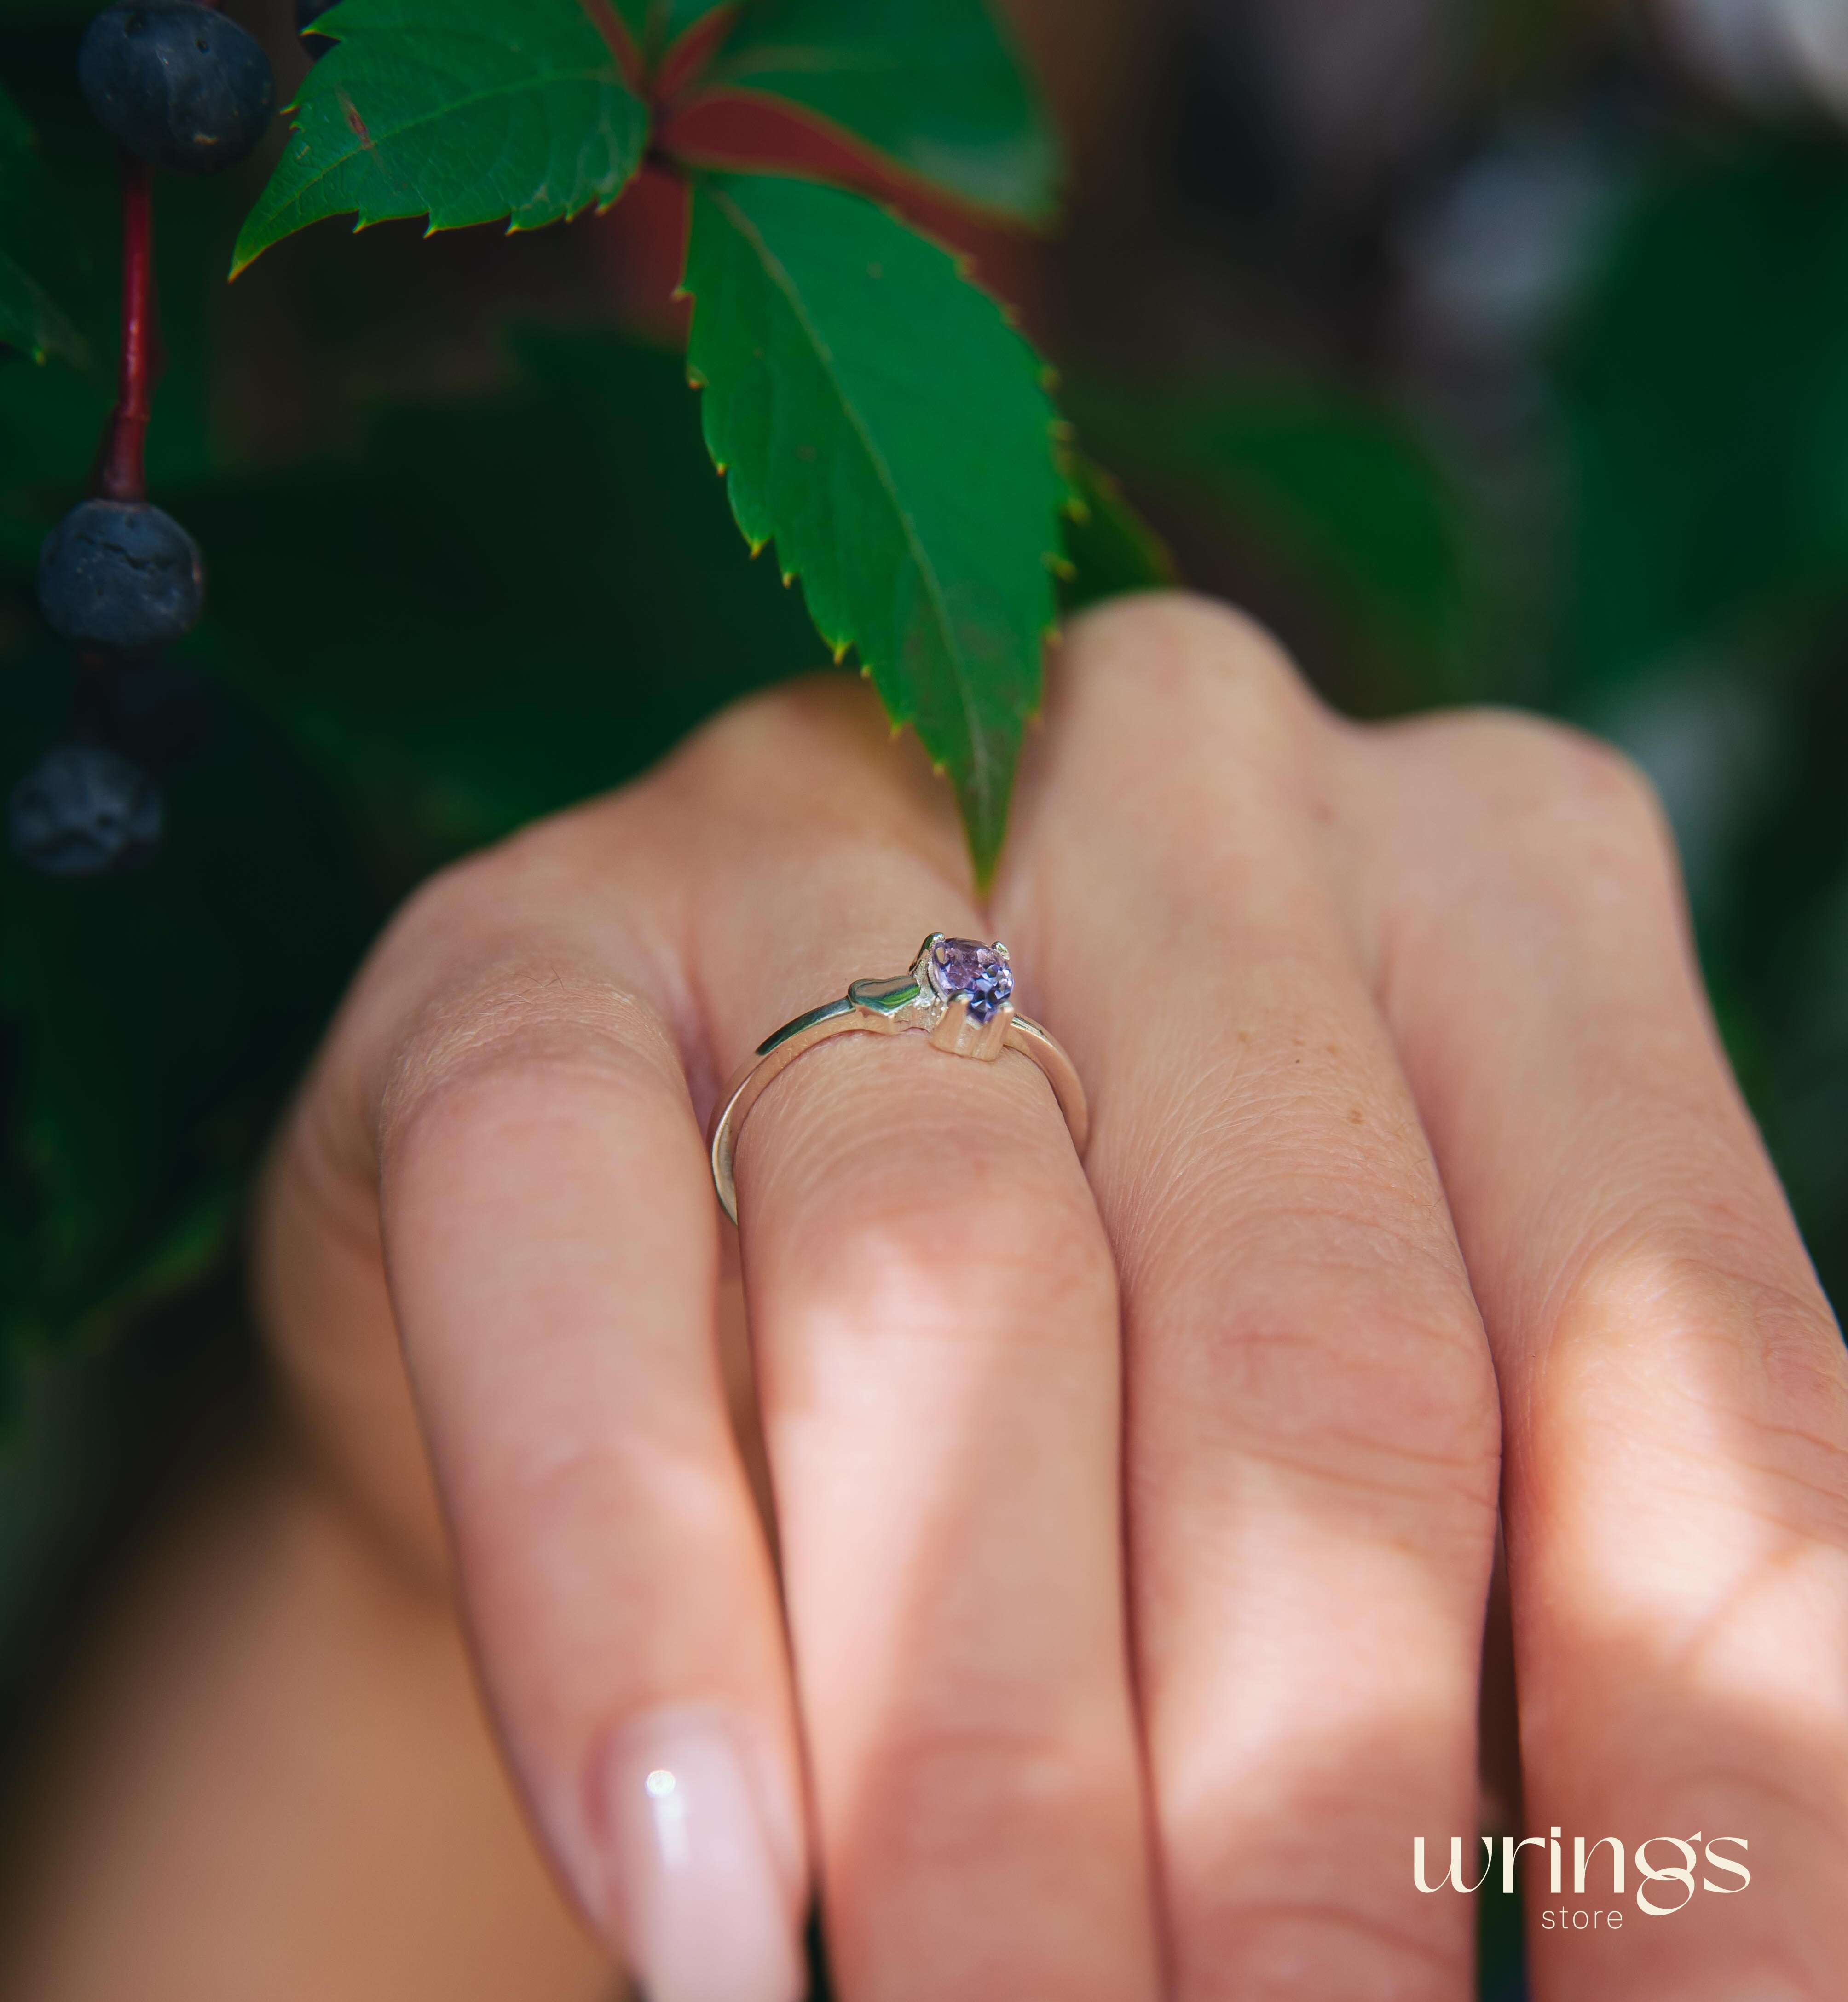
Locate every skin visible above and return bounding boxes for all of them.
[0,1428,616,2002]
[6,594,1845,2000]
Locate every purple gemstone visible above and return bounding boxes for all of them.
[925,937,1013,1022]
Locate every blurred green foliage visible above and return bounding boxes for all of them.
[1552,135,1848,1310]
[1,329,837,1382]
[1071,376,1483,705]
[1559,139,1848,694]
[706,0,1062,221]
[0,78,88,365]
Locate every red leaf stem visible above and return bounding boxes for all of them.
[577,0,647,98]
[655,94,1042,327]
[654,6,739,106]
[92,153,162,504]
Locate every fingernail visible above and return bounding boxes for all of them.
[589,1713,805,2002]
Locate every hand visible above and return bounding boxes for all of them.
[257,594,1848,2002]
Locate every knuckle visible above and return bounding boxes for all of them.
[829,1165,1116,1342]
[1426,709,1677,872]
[649,674,975,886]
[1132,1175,1501,1516]
[380,953,680,1160]
[669,673,833,781]
[851,1716,1135,1881]
[1173,1891,1464,2001]
[666,673,898,816]
[1216,1295,1502,1517]
[1554,1222,1848,1541]
[752,1047,1116,1337]
[490,1425,738,1564]
[1505,712,1667,832]
[371,840,496,959]
[1058,589,1321,749]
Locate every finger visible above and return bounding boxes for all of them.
[1361,712,1848,2000]
[998,596,1503,1999]
[670,687,1163,2002]
[262,824,808,2002]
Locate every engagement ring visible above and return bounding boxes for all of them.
[707,934,1089,1221]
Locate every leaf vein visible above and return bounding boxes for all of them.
[710,186,988,801]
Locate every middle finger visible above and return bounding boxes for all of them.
[1001,596,1504,2000]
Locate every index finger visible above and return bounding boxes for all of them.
[261,804,809,2002]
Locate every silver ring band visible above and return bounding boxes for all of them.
[707,933,1089,1222]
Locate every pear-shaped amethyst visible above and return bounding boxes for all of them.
[925,937,1013,1022]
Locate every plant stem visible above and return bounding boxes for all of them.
[93,152,161,504]
[576,0,647,97]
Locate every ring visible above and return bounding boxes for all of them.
[707,934,1090,1222]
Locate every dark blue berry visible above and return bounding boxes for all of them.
[37,499,205,653]
[9,744,164,877]
[78,4,274,176]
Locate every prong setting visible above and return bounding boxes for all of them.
[710,931,1086,1220]
[915,935,1015,1030]
[926,990,1014,1059]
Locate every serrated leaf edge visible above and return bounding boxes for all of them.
[231,29,647,276]
[693,166,1075,646]
[689,177,1040,836]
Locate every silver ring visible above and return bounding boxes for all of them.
[707,933,1089,1223]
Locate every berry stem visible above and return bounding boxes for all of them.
[93,152,162,504]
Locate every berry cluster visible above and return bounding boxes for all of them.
[10,4,274,879]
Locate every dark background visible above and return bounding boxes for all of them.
[4,5,1846,1993]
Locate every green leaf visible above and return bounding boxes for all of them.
[707,0,1059,223]
[0,83,87,365]
[682,173,1065,877]
[232,0,647,274]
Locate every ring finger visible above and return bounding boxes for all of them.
[666,685,1163,2001]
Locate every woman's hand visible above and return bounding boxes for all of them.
[257,594,1848,2002]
